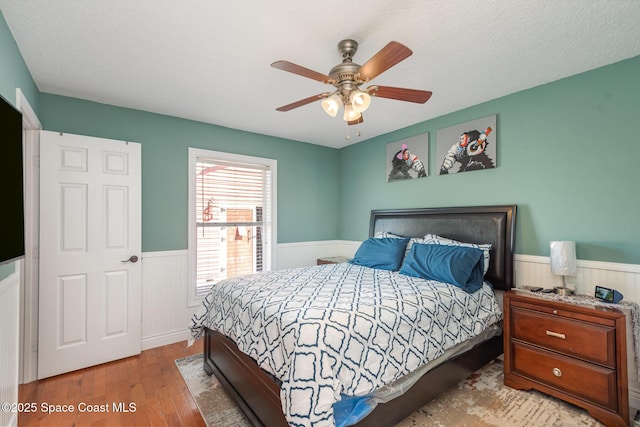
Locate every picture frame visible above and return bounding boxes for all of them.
[386,133,429,182]
[436,115,497,175]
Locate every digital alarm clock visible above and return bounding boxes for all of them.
[594,285,623,303]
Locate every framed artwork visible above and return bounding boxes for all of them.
[437,115,497,175]
[386,133,428,182]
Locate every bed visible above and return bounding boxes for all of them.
[190,205,516,426]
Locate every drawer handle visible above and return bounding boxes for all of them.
[552,367,562,377]
[545,330,566,339]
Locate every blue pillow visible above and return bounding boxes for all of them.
[399,243,485,292]
[349,237,410,271]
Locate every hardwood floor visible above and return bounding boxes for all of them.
[18,340,206,427]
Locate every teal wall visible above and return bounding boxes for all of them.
[3,8,640,265]
[0,12,38,112]
[38,94,341,251]
[339,55,640,264]
[0,263,15,281]
[0,11,38,281]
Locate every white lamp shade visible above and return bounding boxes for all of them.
[350,90,371,113]
[343,103,361,122]
[550,241,577,276]
[321,94,341,117]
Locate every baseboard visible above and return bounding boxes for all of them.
[141,328,192,351]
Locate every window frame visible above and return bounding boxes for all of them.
[187,148,277,307]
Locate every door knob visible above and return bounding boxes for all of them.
[121,255,139,263]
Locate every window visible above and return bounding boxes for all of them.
[188,148,277,306]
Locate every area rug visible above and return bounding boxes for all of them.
[175,354,603,426]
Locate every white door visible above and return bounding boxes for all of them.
[38,131,141,379]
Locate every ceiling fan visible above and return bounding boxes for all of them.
[271,39,432,126]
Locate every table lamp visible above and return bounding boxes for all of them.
[550,241,577,296]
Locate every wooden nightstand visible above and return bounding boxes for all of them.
[504,290,629,426]
[316,256,350,265]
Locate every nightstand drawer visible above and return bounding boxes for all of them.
[511,342,617,410]
[511,306,616,366]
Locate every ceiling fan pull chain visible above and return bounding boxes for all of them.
[345,122,363,140]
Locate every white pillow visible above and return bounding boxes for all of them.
[373,231,404,239]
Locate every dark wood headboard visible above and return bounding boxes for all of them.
[369,205,516,291]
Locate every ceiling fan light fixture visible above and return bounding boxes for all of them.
[273,39,432,127]
[343,103,361,122]
[350,89,371,113]
[321,93,341,117]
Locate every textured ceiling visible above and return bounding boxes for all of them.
[2,1,640,148]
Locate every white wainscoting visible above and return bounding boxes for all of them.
[0,268,20,427]
[515,254,640,302]
[140,250,192,350]
[141,242,640,415]
[276,240,359,269]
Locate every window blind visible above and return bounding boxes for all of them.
[194,158,272,297]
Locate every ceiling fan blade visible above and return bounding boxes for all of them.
[271,60,333,84]
[369,86,432,103]
[347,115,364,126]
[357,41,413,82]
[276,93,328,112]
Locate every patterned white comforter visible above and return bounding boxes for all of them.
[189,262,502,427]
